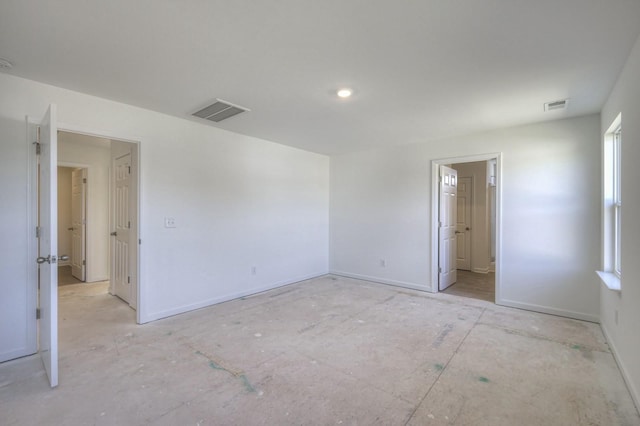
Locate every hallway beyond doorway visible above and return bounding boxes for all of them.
[442,270,495,302]
[57,265,83,286]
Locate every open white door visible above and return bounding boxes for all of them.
[37,105,59,387]
[456,176,472,270]
[70,168,87,281]
[112,150,133,305]
[439,165,457,290]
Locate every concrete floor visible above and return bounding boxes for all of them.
[1,275,638,425]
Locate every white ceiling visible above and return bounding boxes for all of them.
[1,1,639,155]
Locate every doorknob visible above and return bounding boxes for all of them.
[67,227,74,231]
[455,231,462,234]
[110,231,117,236]
[36,255,50,264]
[59,255,69,262]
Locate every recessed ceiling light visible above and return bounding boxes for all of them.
[0,58,13,71]
[337,88,352,98]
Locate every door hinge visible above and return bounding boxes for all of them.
[439,267,442,273]
[83,178,87,183]
[34,127,41,154]
[35,226,40,238]
[128,221,131,229]
[139,239,142,245]
[36,308,40,320]
[128,166,131,174]
[82,259,86,266]
[127,276,130,284]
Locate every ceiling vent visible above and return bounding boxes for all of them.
[192,99,250,122]
[544,99,569,112]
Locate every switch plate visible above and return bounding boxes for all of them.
[164,217,176,228]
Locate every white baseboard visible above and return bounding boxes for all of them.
[330,270,434,293]
[142,271,328,324]
[600,323,640,412]
[471,267,490,274]
[497,298,600,323]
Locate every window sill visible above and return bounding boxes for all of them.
[596,271,621,292]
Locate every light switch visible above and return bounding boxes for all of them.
[164,217,176,228]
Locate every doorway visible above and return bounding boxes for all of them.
[431,153,501,302]
[24,107,142,387]
[55,130,139,309]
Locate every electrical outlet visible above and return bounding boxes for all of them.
[164,217,176,228]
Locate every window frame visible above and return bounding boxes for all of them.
[612,126,622,277]
[598,114,622,291]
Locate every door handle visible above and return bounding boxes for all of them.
[455,231,462,234]
[37,254,68,264]
[110,231,117,236]
[67,227,74,231]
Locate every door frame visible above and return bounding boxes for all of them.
[431,153,502,302]
[29,121,144,324]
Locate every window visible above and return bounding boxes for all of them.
[598,114,622,291]
[612,126,622,277]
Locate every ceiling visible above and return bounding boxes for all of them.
[1,1,639,155]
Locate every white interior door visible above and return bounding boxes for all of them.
[113,152,132,304]
[456,176,472,270]
[439,165,457,290]
[37,105,59,388]
[71,168,87,281]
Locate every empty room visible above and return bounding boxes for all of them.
[1,1,639,425]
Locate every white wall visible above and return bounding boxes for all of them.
[600,33,640,408]
[58,133,111,282]
[57,167,73,265]
[452,161,489,273]
[0,73,329,340]
[331,114,601,321]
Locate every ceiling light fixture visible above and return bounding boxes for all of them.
[0,58,13,71]
[337,88,352,98]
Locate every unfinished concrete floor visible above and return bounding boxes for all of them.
[1,276,638,425]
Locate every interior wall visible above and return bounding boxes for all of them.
[452,161,489,273]
[0,72,329,330]
[330,114,601,321]
[600,33,640,409]
[57,167,73,266]
[58,133,111,282]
